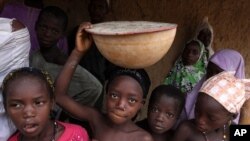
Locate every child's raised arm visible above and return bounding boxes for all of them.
[55,22,99,123]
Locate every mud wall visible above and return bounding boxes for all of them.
[106,0,250,88]
[43,0,249,87]
[7,0,248,119]
[41,0,250,119]
[106,0,250,119]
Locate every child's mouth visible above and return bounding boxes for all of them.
[153,124,164,130]
[23,124,38,134]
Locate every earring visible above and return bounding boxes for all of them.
[222,124,227,141]
[228,120,232,126]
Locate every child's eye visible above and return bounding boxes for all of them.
[110,93,119,99]
[208,115,217,121]
[128,98,137,104]
[35,101,45,106]
[151,106,159,113]
[9,103,23,109]
[165,112,175,119]
[38,24,47,31]
[51,29,60,35]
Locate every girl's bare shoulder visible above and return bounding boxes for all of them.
[130,126,153,141]
[172,120,196,141]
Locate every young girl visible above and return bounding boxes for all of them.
[2,67,89,141]
[164,39,207,93]
[136,84,185,141]
[185,49,245,123]
[55,23,153,141]
[172,71,250,141]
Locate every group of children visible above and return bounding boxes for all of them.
[1,20,249,141]
[1,1,250,141]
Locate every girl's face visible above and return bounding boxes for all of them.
[106,75,144,125]
[5,76,53,138]
[182,42,201,66]
[148,95,178,134]
[195,94,233,133]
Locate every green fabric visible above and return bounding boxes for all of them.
[163,40,208,93]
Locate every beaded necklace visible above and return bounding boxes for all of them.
[202,125,227,141]
[19,121,58,141]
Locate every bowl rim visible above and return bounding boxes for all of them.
[85,21,177,36]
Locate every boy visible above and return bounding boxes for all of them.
[30,6,102,110]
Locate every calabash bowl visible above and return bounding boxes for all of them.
[85,21,177,68]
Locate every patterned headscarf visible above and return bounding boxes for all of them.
[199,71,250,114]
[164,39,207,93]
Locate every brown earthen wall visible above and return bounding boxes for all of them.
[42,0,249,87]
[106,0,250,119]
[31,0,249,119]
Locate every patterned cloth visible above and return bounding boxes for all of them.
[200,71,250,114]
[0,18,30,141]
[8,121,89,141]
[164,39,208,93]
[184,49,245,122]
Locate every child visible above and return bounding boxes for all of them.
[2,67,89,141]
[55,23,153,141]
[172,71,250,141]
[185,49,245,123]
[30,6,102,108]
[0,0,68,54]
[164,39,207,93]
[136,84,185,141]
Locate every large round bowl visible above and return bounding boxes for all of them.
[85,21,177,68]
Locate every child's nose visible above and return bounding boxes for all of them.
[44,30,53,37]
[117,99,127,111]
[196,116,206,126]
[156,113,164,122]
[23,105,36,118]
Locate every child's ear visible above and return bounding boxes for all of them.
[50,99,55,110]
[141,100,146,108]
[141,99,146,105]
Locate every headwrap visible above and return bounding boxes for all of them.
[107,68,151,98]
[184,49,245,122]
[164,39,207,93]
[199,71,250,114]
[209,49,245,79]
[194,16,214,58]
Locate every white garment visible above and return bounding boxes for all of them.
[0,18,30,141]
